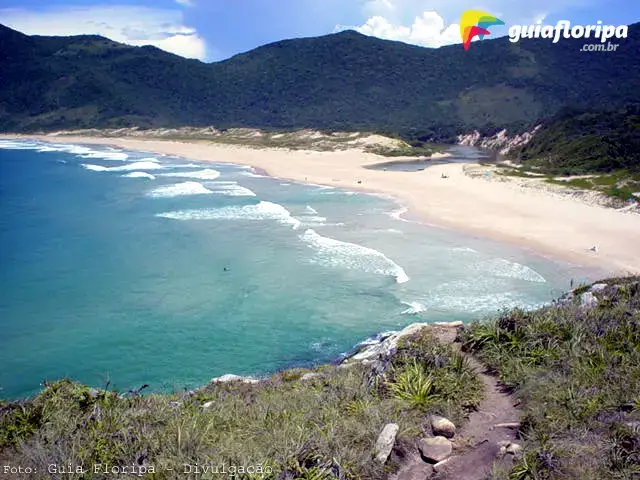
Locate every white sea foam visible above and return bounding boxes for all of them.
[82,161,167,172]
[207,182,256,197]
[80,151,129,161]
[147,181,213,198]
[0,140,41,150]
[158,169,221,180]
[475,258,546,283]
[122,172,156,179]
[157,201,301,229]
[300,215,328,224]
[240,170,267,178]
[81,164,110,171]
[389,207,409,222]
[61,145,95,155]
[299,229,409,284]
[305,205,318,214]
[452,247,477,253]
[401,301,427,315]
[319,189,358,196]
[423,291,544,314]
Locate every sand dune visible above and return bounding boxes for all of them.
[5,134,640,275]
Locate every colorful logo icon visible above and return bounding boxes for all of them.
[460,10,504,50]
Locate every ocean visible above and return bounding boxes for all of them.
[0,139,599,399]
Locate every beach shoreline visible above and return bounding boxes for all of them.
[2,133,639,275]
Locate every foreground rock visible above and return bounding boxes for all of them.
[418,436,453,463]
[210,374,260,384]
[345,322,464,364]
[374,423,399,463]
[394,463,434,480]
[430,415,456,439]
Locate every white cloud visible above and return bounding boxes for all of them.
[175,0,195,7]
[0,5,207,61]
[339,0,593,48]
[338,11,459,47]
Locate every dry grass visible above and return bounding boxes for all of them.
[0,332,482,479]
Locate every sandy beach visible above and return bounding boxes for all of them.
[4,134,640,275]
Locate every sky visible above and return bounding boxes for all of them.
[0,0,638,62]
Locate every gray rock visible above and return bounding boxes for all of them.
[418,436,453,463]
[210,374,260,384]
[349,322,464,363]
[202,401,215,409]
[374,423,399,463]
[506,443,522,455]
[168,401,181,408]
[430,415,456,439]
[497,441,522,457]
[432,321,464,328]
[300,373,321,381]
[394,462,434,480]
[580,292,598,308]
[590,283,608,292]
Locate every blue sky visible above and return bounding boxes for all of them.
[1,0,638,62]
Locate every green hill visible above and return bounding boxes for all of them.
[1,23,639,139]
[511,105,640,175]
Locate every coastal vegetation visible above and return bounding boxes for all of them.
[1,23,638,140]
[464,277,640,479]
[488,105,640,204]
[2,279,639,479]
[0,330,483,479]
[510,105,640,176]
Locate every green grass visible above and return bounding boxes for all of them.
[463,278,640,479]
[365,144,445,158]
[0,330,482,479]
[495,166,640,203]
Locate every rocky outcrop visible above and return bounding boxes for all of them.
[210,374,261,384]
[558,280,640,308]
[457,126,541,155]
[344,322,464,365]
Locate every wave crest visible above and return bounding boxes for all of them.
[299,229,409,283]
[159,169,221,180]
[122,172,156,179]
[147,181,213,198]
[157,201,301,229]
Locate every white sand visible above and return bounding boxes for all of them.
[5,134,640,275]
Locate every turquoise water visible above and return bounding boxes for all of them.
[0,139,600,399]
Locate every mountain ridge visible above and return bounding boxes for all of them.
[1,23,639,140]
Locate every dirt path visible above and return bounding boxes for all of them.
[392,354,521,480]
[434,355,521,479]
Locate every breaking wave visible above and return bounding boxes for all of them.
[122,172,156,179]
[473,258,546,283]
[207,181,256,197]
[158,169,221,180]
[401,301,427,315]
[156,201,301,229]
[82,161,167,172]
[299,229,409,284]
[147,182,213,198]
